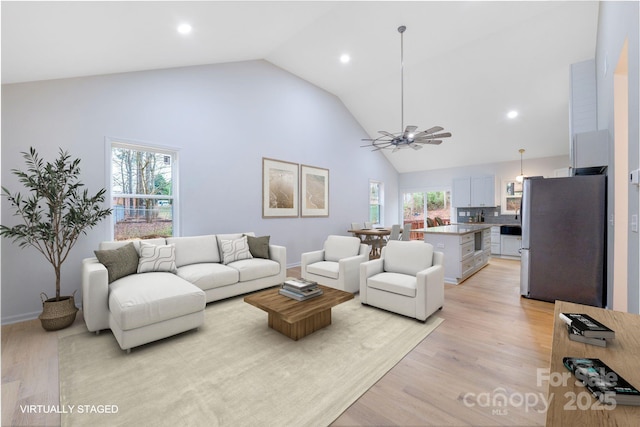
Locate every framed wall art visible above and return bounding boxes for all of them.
[300,164,329,217]
[262,158,299,218]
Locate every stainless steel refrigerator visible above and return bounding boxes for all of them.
[520,174,606,307]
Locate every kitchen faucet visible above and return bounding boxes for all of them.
[515,207,520,220]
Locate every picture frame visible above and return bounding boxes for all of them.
[300,164,329,217]
[262,158,299,218]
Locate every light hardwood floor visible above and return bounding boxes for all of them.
[2,258,555,426]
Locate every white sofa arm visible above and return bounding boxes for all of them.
[338,249,368,293]
[81,258,110,332]
[300,250,325,280]
[359,258,384,303]
[269,244,287,282]
[415,254,445,321]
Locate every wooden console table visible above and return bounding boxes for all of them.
[546,301,640,426]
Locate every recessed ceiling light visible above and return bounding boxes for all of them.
[507,110,519,119]
[340,54,350,64]
[177,23,192,35]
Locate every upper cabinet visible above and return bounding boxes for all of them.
[452,175,497,207]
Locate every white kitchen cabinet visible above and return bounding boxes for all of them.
[471,176,497,207]
[452,177,472,207]
[500,235,522,257]
[452,175,496,207]
[424,225,492,284]
[490,226,501,255]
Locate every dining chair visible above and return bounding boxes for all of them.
[401,225,412,240]
[364,221,373,229]
[388,224,401,241]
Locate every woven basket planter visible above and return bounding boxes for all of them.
[39,291,78,331]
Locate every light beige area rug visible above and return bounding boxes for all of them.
[59,294,443,427]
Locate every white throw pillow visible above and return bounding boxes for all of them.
[137,242,177,274]
[220,236,253,265]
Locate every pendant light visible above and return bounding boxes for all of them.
[516,149,526,183]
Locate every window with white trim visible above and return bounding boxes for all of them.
[109,140,178,240]
[369,180,383,225]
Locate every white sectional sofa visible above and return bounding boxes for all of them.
[82,233,286,352]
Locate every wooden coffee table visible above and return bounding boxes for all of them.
[244,285,354,340]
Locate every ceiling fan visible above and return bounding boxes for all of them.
[361,26,452,152]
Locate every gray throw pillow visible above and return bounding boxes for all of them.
[94,242,139,283]
[246,235,270,259]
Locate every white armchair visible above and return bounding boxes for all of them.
[360,240,444,321]
[301,235,369,293]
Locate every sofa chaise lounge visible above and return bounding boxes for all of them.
[82,233,286,352]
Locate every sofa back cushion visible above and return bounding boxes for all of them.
[383,241,434,276]
[99,238,167,255]
[324,235,362,262]
[166,235,220,267]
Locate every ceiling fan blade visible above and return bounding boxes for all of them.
[428,132,452,139]
[378,131,396,138]
[410,144,423,150]
[404,125,418,134]
[424,140,443,145]
[423,126,444,135]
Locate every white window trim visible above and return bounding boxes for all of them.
[369,180,384,226]
[105,137,180,239]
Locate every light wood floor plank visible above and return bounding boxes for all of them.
[1,258,554,426]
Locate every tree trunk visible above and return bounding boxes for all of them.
[55,264,61,300]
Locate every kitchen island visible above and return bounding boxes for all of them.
[419,224,492,284]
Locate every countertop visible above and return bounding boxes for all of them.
[418,224,492,235]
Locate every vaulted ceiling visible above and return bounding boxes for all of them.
[1,1,599,173]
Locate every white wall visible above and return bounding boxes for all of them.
[1,60,399,323]
[596,1,639,313]
[398,154,570,209]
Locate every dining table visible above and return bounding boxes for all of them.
[347,227,398,259]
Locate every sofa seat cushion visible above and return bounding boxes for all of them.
[109,272,205,331]
[175,263,239,291]
[367,272,417,298]
[228,258,280,282]
[306,261,339,280]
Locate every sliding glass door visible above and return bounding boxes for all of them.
[402,190,451,239]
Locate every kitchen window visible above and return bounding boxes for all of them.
[108,138,179,240]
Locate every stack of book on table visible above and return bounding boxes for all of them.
[559,312,615,347]
[279,278,322,301]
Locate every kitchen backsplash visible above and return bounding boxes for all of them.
[455,207,521,225]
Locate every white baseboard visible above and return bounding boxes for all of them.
[1,310,41,325]
[1,302,82,326]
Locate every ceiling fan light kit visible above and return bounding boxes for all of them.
[361,25,452,152]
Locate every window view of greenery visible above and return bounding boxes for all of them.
[369,182,382,224]
[111,145,174,240]
[403,190,451,233]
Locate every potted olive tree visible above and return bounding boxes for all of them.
[1,147,111,330]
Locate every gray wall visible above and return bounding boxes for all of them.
[596,1,640,313]
[1,60,399,323]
